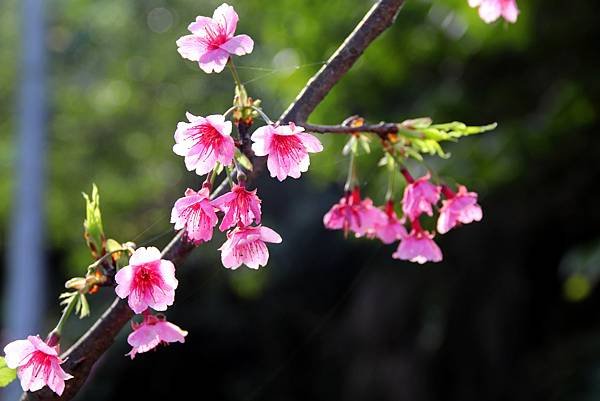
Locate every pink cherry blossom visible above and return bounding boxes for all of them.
[126,314,188,359]
[468,0,519,23]
[171,187,218,243]
[3,335,73,395]
[323,187,387,237]
[173,113,235,176]
[219,225,282,269]
[437,185,483,234]
[392,224,443,264]
[371,201,408,244]
[251,122,323,181]
[115,247,178,314]
[176,3,254,73]
[211,183,262,231]
[401,173,441,221]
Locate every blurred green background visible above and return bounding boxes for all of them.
[1,0,600,400]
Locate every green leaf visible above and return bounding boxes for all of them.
[0,357,17,387]
[82,184,105,258]
[358,134,371,154]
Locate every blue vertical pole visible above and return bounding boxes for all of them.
[3,0,46,398]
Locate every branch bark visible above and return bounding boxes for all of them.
[20,1,405,399]
[303,122,399,138]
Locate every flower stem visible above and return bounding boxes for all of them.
[225,166,235,189]
[228,59,244,89]
[385,168,395,201]
[249,105,273,125]
[344,152,356,192]
[52,292,79,337]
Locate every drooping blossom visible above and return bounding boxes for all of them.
[3,335,73,395]
[251,122,323,181]
[392,221,443,264]
[126,313,188,359]
[468,0,519,23]
[402,173,441,221]
[171,187,218,243]
[211,183,262,231]
[323,187,387,237]
[176,3,254,73]
[437,185,483,234]
[115,247,178,314]
[219,225,282,269]
[371,200,408,244]
[173,113,235,176]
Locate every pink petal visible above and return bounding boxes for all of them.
[155,322,188,343]
[212,3,239,37]
[478,0,502,23]
[129,247,162,266]
[188,16,215,35]
[176,35,206,62]
[198,48,230,73]
[298,132,324,153]
[3,339,35,368]
[259,226,282,243]
[220,34,254,56]
[501,0,519,22]
[115,265,134,298]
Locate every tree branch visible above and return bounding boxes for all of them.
[279,0,404,124]
[303,122,399,138]
[20,1,405,399]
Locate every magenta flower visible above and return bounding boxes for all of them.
[468,0,519,23]
[211,183,262,231]
[126,314,188,359]
[392,223,443,264]
[251,123,323,181]
[371,201,408,244]
[401,173,441,221]
[323,187,387,237]
[219,225,282,269]
[115,247,178,314]
[176,3,254,73]
[171,187,218,243]
[437,185,483,234]
[3,335,73,395]
[173,113,235,176]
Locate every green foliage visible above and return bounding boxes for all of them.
[0,357,17,388]
[395,120,497,160]
[82,184,105,258]
[59,291,90,319]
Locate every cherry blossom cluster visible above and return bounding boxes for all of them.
[1,1,513,396]
[324,170,482,264]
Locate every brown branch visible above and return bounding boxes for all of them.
[20,1,405,399]
[279,0,405,124]
[303,122,399,138]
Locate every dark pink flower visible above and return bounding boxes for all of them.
[173,113,235,176]
[469,0,519,23]
[401,173,441,221]
[176,3,254,73]
[126,314,188,359]
[219,225,282,269]
[171,187,218,243]
[3,335,73,395]
[115,247,178,314]
[211,183,262,231]
[251,123,323,181]
[437,185,483,234]
[392,220,442,264]
[323,187,387,237]
[371,201,408,244]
